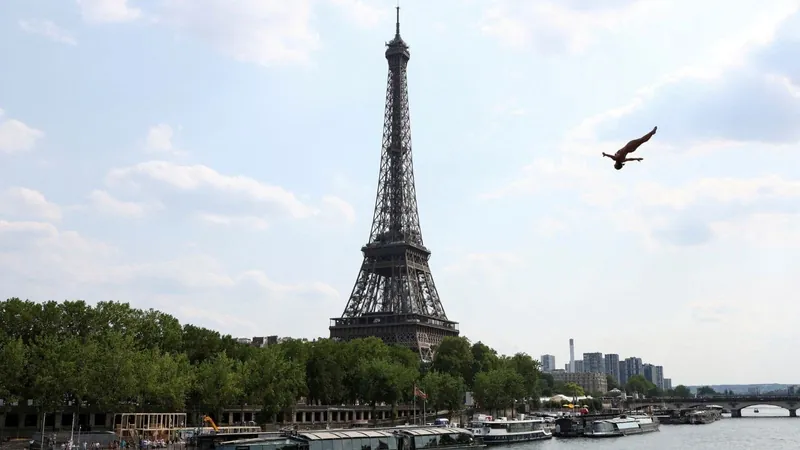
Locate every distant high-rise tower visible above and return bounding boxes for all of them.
[643,363,655,384]
[583,352,604,374]
[604,353,620,382]
[574,360,584,373]
[541,354,556,372]
[619,361,631,385]
[654,365,665,390]
[569,338,575,373]
[328,7,458,361]
[624,357,643,381]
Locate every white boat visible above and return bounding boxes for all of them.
[584,414,660,438]
[468,414,552,445]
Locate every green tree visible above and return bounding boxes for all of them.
[432,337,474,386]
[535,379,551,397]
[469,342,500,387]
[505,353,542,407]
[357,359,417,424]
[672,385,692,397]
[420,371,466,419]
[473,369,525,413]
[561,382,585,398]
[246,346,306,423]
[0,338,27,403]
[606,375,619,390]
[0,337,26,439]
[625,375,656,396]
[194,352,242,419]
[88,331,139,409]
[339,337,392,403]
[305,339,347,405]
[696,386,716,396]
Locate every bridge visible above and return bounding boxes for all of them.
[625,396,800,417]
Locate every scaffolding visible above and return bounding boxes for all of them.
[114,413,187,443]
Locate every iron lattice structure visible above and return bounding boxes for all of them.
[330,9,459,361]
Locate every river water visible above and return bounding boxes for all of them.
[515,407,799,449]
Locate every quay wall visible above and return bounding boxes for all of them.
[0,403,433,439]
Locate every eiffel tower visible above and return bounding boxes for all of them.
[329,7,459,362]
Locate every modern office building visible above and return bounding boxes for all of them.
[625,357,643,378]
[654,365,665,390]
[604,353,620,382]
[583,352,604,374]
[541,354,556,372]
[663,378,672,390]
[574,360,584,373]
[643,364,654,384]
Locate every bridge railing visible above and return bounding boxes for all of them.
[628,395,800,402]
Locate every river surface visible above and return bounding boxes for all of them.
[514,407,799,449]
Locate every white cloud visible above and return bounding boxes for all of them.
[0,109,44,154]
[480,0,668,53]
[0,221,116,284]
[144,124,185,155]
[483,7,800,249]
[443,252,522,279]
[88,190,162,218]
[196,212,270,230]
[156,0,320,67]
[582,4,800,145]
[327,0,386,29]
[106,160,318,219]
[76,0,141,23]
[0,221,340,338]
[533,217,566,236]
[19,19,77,45]
[0,187,61,221]
[321,195,356,224]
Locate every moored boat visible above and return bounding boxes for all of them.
[553,413,618,438]
[216,426,485,450]
[468,414,551,445]
[583,414,660,438]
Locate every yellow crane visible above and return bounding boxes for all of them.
[202,415,220,432]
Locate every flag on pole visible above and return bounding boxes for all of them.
[414,384,428,400]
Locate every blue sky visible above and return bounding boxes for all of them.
[1,0,799,385]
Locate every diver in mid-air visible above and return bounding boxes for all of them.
[602,126,657,170]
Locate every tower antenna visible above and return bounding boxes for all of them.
[395,0,400,37]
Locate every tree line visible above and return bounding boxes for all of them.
[605,374,692,399]
[0,299,690,423]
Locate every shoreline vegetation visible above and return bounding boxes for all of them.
[0,299,688,424]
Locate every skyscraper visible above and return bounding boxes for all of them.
[575,360,584,373]
[604,353,620,382]
[663,378,672,390]
[583,352,604,374]
[619,361,628,385]
[625,357,643,379]
[643,363,654,384]
[654,365,665,390]
[541,354,556,372]
[569,339,575,373]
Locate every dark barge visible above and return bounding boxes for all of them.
[552,413,619,438]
